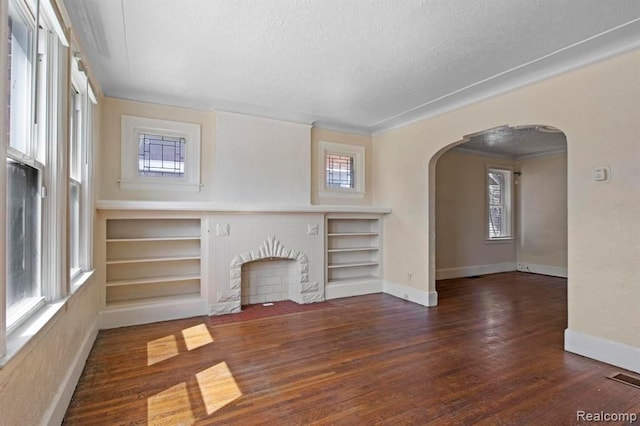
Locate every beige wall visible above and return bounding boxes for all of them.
[373,49,640,349]
[311,127,373,205]
[435,149,516,272]
[101,98,371,206]
[516,152,568,270]
[0,276,99,425]
[99,97,216,202]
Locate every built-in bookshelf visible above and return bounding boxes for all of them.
[326,215,382,298]
[102,218,205,327]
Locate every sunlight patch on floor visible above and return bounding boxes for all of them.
[181,323,214,351]
[147,382,194,426]
[196,361,243,415]
[147,334,179,366]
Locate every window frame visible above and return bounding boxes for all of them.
[119,115,202,192]
[486,166,514,241]
[317,140,365,199]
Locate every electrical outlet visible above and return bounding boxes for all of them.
[407,272,414,281]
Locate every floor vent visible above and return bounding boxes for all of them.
[468,275,483,279]
[607,372,640,389]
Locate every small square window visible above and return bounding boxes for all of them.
[326,153,355,189]
[317,141,365,198]
[138,133,186,177]
[120,116,201,192]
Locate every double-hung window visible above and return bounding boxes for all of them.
[6,0,45,332]
[487,167,513,240]
[69,54,96,289]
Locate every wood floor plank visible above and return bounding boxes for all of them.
[64,272,640,425]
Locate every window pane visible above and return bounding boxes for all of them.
[69,181,80,271]
[138,133,185,177]
[489,206,504,238]
[488,171,503,204]
[326,154,354,188]
[8,12,34,155]
[6,160,40,309]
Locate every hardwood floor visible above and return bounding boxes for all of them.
[64,272,640,425]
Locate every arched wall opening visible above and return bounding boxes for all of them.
[427,124,568,299]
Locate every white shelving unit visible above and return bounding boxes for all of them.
[101,217,207,328]
[326,215,383,299]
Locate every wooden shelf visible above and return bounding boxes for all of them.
[106,236,200,243]
[104,293,201,309]
[327,232,379,237]
[328,261,378,269]
[328,275,378,284]
[106,255,201,265]
[327,247,378,253]
[106,274,201,288]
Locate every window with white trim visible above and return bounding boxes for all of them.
[317,141,365,198]
[120,116,201,192]
[5,0,68,333]
[487,167,513,239]
[67,48,97,291]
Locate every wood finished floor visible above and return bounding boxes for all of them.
[64,272,640,425]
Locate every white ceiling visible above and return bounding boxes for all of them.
[62,0,640,135]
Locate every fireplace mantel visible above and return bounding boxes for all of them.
[96,200,391,214]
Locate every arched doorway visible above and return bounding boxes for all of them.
[428,124,568,299]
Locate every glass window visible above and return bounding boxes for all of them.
[6,160,41,323]
[138,133,186,177]
[325,153,355,189]
[488,168,512,239]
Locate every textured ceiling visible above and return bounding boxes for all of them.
[456,126,567,158]
[62,0,640,135]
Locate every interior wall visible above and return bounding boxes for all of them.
[101,98,372,206]
[435,149,516,278]
[516,152,568,276]
[99,97,216,202]
[311,127,373,205]
[373,49,640,353]
[0,276,99,425]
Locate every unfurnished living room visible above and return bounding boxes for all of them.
[1,1,640,425]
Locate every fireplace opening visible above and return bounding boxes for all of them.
[241,258,297,306]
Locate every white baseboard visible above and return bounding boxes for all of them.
[99,297,209,329]
[383,280,437,307]
[325,279,382,300]
[565,329,640,374]
[517,263,567,278]
[44,319,99,426]
[436,262,516,280]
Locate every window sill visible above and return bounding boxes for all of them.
[485,237,514,244]
[71,269,95,294]
[318,190,365,199]
[119,179,202,192]
[0,270,95,370]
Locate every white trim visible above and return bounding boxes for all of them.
[99,297,208,329]
[515,148,567,161]
[383,280,438,307]
[516,263,567,278]
[325,279,381,300]
[96,200,392,214]
[120,115,202,192]
[436,262,517,280]
[564,329,640,374]
[317,141,365,199]
[44,319,98,426]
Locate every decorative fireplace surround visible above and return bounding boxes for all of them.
[210,213,325,315]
